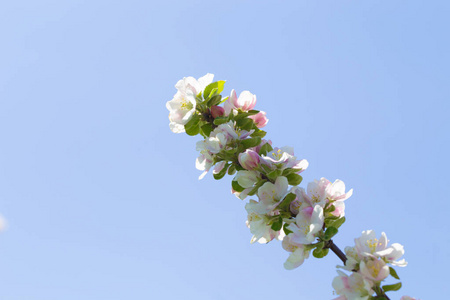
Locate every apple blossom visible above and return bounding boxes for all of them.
[261,146,309,172]
[287,204,324,244]
[224,89,257,115]
[359,258,390,282]
[332,270,374,300]
[238,149,261,171]
[257,176,289,207]
[248,111,268,128]
[245,200,283,244]
[282,235,310,270]
[166,73,214,133]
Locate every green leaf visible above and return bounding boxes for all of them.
[267,169,282,181]
[312,247,329,258]
[213,117,229,125]
[227,164,236,175]
[271,217,283,231]
[278,193,297,211]
[232,180,245,193]
[201,123,213,137]
[382,282,402,292]
[315,241,325,250]
[233,112,250,121]
[286,173,303,186]
[247,180,266,196]
[247,110,259,115]
[241,137,262,149]
[207,94,222,107]
[251,129,267,138]
[258,143,273,156]
[236,117,253,131]
[330,217,346,229]
[203,81,225,100]
[185,122,200,136]
[389,267,400,280]
[213,163,229,180]
[283,223,293,235]
[184,114,200,129]
[325,204,336,213]
[323,226,338,241]
[219,96,228,104]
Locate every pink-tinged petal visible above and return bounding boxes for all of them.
[249,111,268,128]
[238,149,261,170]
[237,91,257,111]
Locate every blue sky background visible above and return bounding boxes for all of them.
[0,0,449,299]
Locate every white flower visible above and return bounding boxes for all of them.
[354,230,407,267]
[166,73,214,133]
[224,89,257,115]
[257,176,289,208]
[260,146,309,172]
[287,204,324,244]
[359,258,390,282]
[282,234,310,270]
[245,200,282,244]
[332,270,374,300]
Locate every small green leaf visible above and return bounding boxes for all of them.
[236,118,253,131]
[207,94,222,107]
[278,193,297,211]
[247,110,259,115]
[184,114,200,129]
[241,137,262,149]
[251,129,267,138]
[234,112,250,121]
[389,267,400,280]
[283,223,293,235]
[267,169,282,181]
[286,173,303,186]
[258,143,273,156]
[382,282,402,292]
[232,180,245,192]
[323,226,338,241]
[227,164,236,175]
[331,217,346,229]
[312,247,329,258]
[185,123,200,136]
[213,163,229,180]
[203,81,225,100]
[325,204,336,213]
[271,217,283,231]
[247,180,266,196]
[213,117,229,125]
[201,123,213,137]
[315,241,325,250]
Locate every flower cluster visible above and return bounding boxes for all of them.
[167,74,416,300]
[333,231,408,299]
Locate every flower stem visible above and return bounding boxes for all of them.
[325,239,347,264]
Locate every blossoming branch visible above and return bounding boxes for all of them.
[166,74,418,300]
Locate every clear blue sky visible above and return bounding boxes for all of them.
[0,1,448,299]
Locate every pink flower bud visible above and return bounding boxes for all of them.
[249,111,268,128]
[238,149,261,170]
[210,106,225,118]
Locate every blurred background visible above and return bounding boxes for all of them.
[0,0,448,299]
